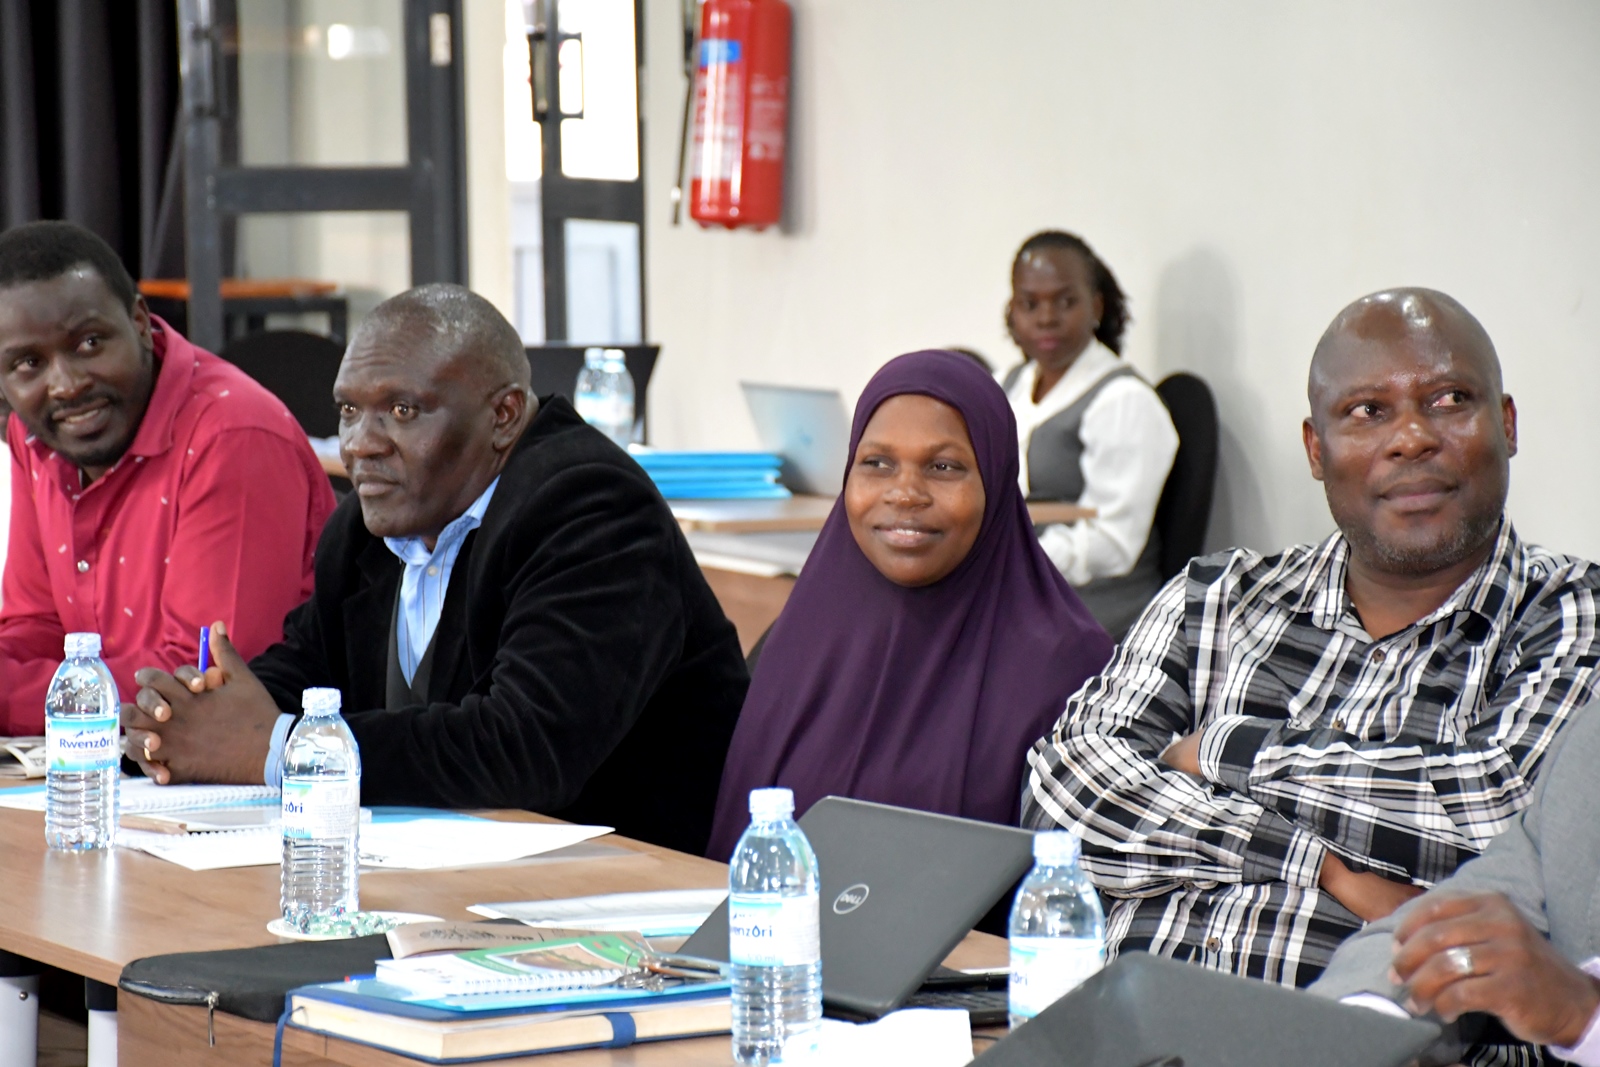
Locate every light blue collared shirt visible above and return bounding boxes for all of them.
[262,478,500,787]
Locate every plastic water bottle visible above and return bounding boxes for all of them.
[1008,830,1106,1029]
[573,346,635,447]
[280,688,361,933]
[44,632,120,851]
[728,787,822,1064]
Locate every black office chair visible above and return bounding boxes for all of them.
[525,344,660,442]
[1152,373,1219,580]
[219,330,344,439]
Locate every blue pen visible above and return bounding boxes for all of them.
[198,625,211,673]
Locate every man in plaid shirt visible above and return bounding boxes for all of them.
[1023,288,1600,990]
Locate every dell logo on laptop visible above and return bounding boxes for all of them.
[832,884,870,914]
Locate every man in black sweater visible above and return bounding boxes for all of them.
[121,285,748,855]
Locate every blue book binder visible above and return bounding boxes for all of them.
[280,978,732,1063]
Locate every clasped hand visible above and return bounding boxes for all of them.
[120,620,282,786]
[1389,892,1600,1048]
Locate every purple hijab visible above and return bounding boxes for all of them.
[706,350,1113,859]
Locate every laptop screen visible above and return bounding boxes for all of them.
[680,796,1035,1018]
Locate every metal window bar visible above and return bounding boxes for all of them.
[176,0,468,352]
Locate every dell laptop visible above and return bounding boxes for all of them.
[972,952,1440,1067]
[680,796,1035,1021]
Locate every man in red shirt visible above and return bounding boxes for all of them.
[0,221,335,733]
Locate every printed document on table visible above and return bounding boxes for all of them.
[358,817,612,869]
[0,736,46,778]
[470,889,731,937]
[119,827,280,870]
[117,812,612,871]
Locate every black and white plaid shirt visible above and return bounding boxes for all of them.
[1023,520,1600,989]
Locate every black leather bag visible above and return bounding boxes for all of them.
[118,934,392,1025]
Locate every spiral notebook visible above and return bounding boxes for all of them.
[0,778,279,813]
[372,934,645,999]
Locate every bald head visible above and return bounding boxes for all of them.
[359,283,530,391]
[1309,288,1502,422]
[1301,287,1516,580]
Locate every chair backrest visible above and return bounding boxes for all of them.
[525,344,660,441]
[219,330,344,439]
[1152,372,1219,580]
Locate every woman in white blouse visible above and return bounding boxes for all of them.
[998,230,1178,637]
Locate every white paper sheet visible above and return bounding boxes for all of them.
[118,827,280,870]
[114,815,613,872]
[816,1008,974,1067]
[358,819,612,870]
[468,888,730,936]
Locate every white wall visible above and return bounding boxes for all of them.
[463,0,515,320]
[639,0,1600,559]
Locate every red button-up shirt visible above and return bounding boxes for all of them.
[0,320,336,733]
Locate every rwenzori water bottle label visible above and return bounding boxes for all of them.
[1008,937,1104,1020]
[45,714,120,773]
[728,893,821,967]
[281,779,360,840]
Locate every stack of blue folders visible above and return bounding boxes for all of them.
[629,451,790,500]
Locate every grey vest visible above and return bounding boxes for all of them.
[386,589,441,709]
[1002,361,1164,639]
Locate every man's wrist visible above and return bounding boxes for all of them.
[1551,974,1600,1052]
[1317,852,1345,894]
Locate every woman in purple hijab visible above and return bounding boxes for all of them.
[707,350,1113,860]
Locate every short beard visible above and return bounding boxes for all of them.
[1337,505,1501,577]
[63,441,132,470]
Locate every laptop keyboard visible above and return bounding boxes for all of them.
[903,986,1010,1026]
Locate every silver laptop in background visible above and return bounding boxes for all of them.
[740,383,850,496]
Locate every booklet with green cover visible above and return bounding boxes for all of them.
[373,933,648,998]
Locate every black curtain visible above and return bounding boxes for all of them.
[0,0,184,279]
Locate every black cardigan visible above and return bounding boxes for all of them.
[251,397,749,855]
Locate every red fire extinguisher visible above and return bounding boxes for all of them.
[687,0,791,230]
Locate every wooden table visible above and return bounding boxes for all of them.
[1027,501,1095,526]
[0,805,1005,1065]
[669,496,836,534]
[122,932,1005,1067]
[697,568,795,655]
